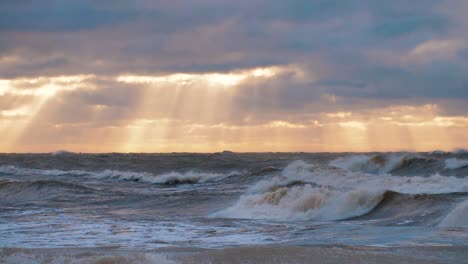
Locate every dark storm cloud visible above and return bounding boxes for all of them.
[1,0,467,110]
[0,0,141,32]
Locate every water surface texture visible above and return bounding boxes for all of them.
[1,152,467,263]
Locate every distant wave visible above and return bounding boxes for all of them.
[453,149,468,155]
[0,165,238,185]
[428,150,448,155]
[329,154,400,174]
[0,179,94,203]
[0,165,90,177]
[92,170,239,184]
[445,158,468,170]
[51,150,75,155]
[329,154,438,174]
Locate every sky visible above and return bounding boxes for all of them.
[1,0,468,153]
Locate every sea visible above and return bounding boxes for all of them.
[0,151,467,263]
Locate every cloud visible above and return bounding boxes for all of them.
[1,0,468,151]
[0,1,141,32]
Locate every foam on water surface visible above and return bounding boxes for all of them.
[215,160,468,221]
[444,158,468,170]
[0,165,237,185]
[0,153,467,251]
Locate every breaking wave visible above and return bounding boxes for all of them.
[329,154,443,175]
[0,165,237,185]
[445,158,468,170]
[329,154,402,174]
[328,154,438,174]
[215,160,468,222]
[213,184,386,221]
[51,150,74,156]
[92,170,238,184]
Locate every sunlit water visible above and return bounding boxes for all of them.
[1,152,467,254]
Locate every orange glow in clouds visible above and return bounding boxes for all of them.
[1,67,467,153]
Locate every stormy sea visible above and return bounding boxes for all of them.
[1,151,467,263]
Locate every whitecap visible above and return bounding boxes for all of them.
[51,150,74,155]
[213,184,385,221]
[0,165,236,185]
[329,154,407,174]
[214,160,468,221]
[444,158,468,170]
[92,170,237,184]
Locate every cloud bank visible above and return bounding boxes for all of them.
[1,0,467,152]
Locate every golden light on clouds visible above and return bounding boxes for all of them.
[1,68,468,153]
[0,75,95,151]
[117,66,287,88]
[0,75,93,96]
[326,112,352,118]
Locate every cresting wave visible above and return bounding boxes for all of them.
[214,160,468,224]
[445,158,468,170]
[0,165,238,185]
[51,150,74,156]
[328,154,441,174]
[93,170,238,184]
[214,184,386,221]
[329,153,468,174]
[329,154,407,174]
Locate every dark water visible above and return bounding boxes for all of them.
[0,152,467,263]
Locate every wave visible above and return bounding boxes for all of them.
[213,184,386,221]
[51,150,75,155]
[351,191,467,226]
[249,166,281,176]
[428,150,448,155]
[0,165,90,177]
[453,149,468,155]
[329,154,406,174]
[445,158,468,170]
[0,179,94,203]
[0,165,237,185]
[329,154,441,175]
[438,200,468,228]
[214,160,468,221]
[92,170,238,184]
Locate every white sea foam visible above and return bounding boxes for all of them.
[93,169,236,184]
[329,154,407,174]
[299,160,468,194]
[51,150,74,155]
[438,200,468,228]
[444,158,468,170]
[215,160,468,221]
[0,165,235,184]
[214,185,385,221]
